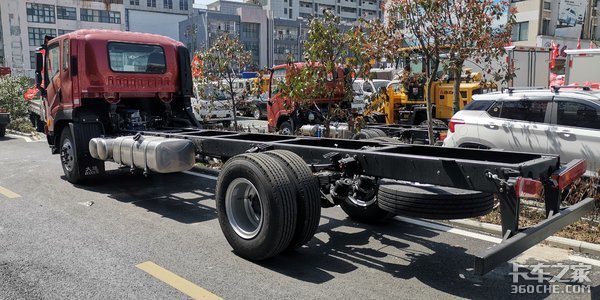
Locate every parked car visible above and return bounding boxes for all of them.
[239,92,268,120]
[191,90,234,127]
[443,88,600,173]
[0,107,9,137]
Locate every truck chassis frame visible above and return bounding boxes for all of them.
[110,127,596,275]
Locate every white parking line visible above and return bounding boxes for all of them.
[394,216,503,243]
[182,171,218,180]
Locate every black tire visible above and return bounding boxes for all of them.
[34,116,44,133]
[59,128,83,183]
[216,153,298,261]
[253,108,261,120]
[0,125,5,137]
[352,129,376,140]
[339,176,394,224]
[377,179,494,219]
[419,118,448,129]
[265,150,321,250]
[370,128,387,137]
[279,121,293,135]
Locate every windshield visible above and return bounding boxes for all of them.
[372,80,390,91]
[108,42,166,74]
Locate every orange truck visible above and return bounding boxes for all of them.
[266,63,348,134]
[32,29,198,183]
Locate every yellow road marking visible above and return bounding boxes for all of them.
[0,186,21,198]
[136,261,221,300]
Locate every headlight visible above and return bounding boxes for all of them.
[308,112,315,121]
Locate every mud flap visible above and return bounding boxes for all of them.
[69,122,105,178]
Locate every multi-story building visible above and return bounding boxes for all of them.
[180,1,267,67]
[0,0,125,75]
[511,0,600,72]
[261,0,383,23]
[124,0,193,41]
[181,0,375,68]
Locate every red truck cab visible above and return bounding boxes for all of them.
[267,63,348,134]
[35,29,197,183]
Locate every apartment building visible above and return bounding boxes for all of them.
[0,0,125,74]
[262,0,383,23]
[125,0,193,40]
[511,0,600,70]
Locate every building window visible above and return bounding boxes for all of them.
[30,51,37,69]
[242,23,259,39]
[284,8,288,14]
[543,1,551,10]
[542,19,550,35]
[28,27,56,47]
[26,3,55,24]
[179,0,188,10]
[289,8,293,18]
[130,0,140,5]
[80,9,121,24]
[57,6,77,20]
[58,29,73,35]
[512,21,529,41]
[147,0,156,7]
[164,0,173,9]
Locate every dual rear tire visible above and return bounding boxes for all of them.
[216,150,321,260]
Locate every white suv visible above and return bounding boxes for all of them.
[443,88,600,172]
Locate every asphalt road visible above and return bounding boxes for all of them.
[0,134,599,299]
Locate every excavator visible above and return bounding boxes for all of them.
[364,48,498,126]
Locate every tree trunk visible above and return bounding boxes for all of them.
[228,81,238,128]
[425,77,435,145]
[452,67,461,114]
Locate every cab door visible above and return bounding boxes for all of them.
[44,42,61,132]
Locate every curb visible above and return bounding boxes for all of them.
[445,219,600,257]
[6,128,35,137]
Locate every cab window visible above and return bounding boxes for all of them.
[46,43,60,77]
[556,101,600,129]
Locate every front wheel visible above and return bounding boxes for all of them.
[253,108,261,120]
[60,128,82,183]
[0,125,6,137]
[279,121,293,135]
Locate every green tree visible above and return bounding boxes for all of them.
[0,75,31,119]
[385,0,448,143]
[438,0,515,114]
[193,33,252,128]
[277,11,395,133]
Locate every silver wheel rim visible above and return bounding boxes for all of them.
[254,109,260,119]
[225,178,263,239]
[348,177,377,207]
[60,138,75,172]
[280,126,292,135]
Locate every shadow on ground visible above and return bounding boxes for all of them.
[69,168,217,224]
[258,215,575,299]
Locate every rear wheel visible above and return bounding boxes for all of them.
[265,150,321,250]
[0,125,6,137]
[216,153,298,260]
[340,176,393,224]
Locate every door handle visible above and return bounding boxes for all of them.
[557,131,572,139]
[484,123,498,130]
